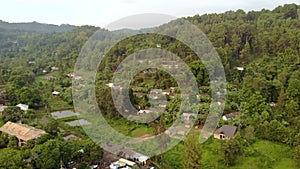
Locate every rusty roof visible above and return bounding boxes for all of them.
[0,121,46,141]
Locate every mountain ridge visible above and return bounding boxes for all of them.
[0,20,77,33]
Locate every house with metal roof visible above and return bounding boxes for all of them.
[0,121,46,146]
[16,104,29,111]
[118,147,151,166]
[222,112,241,121]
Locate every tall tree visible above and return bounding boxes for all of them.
[220,137,243,166]
[0,148,27,169]
[287,78,300,104]
[1,106,23,122]
[182,134,202,169]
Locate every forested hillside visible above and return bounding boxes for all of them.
[0,3,299,169]
[0,20,76,33]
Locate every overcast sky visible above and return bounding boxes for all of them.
[1,0,298,28]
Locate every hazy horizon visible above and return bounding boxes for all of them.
[1,0,299,28]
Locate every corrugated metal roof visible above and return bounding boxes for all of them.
[0,121,46,141]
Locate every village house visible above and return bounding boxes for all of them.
[181,113,197,128]
[52,91,60,96]
[137,109,153,115]
[162,90,170,95]
[182,113,196,122]
[106,83,114,88]
[214,125,237,140]
[63,134,80,141]
[0,105,8,115]
[150,89,163,94]
[162,61,179,69]
[165,126,189,138]
[110,158,137,169]
[28,61,35,64]
[270,102,278,107]
[177,130,188,136]
[143,68,157,74]
[148,89,170,100]
[16,103,29,111]
[51,66,59,71]
[222,112,241,121]
[236,67,245,71]
[109,159,126,169]
[0,121,46,146]
[67,73,83,80]
[105,83,123,90]
[45,75,56,81]
[148,94,159,100]
[158,100,168,108]
[118,147,151,166]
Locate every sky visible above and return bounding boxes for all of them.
[0,0,299,28]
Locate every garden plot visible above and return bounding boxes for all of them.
[66,119,91,126]
[51,110,80,119]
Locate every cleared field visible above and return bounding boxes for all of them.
[51,110,79,119]
[161,133,299,169]
[66,119,91,126]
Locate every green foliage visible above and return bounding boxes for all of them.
[30,139,103,169]
[243,125,255,144]
[220,137,243,166]
[42,119,59,136]
[7,136,19,149]
[0,3,299,168]
[78,162,90,169]
[0,133,9,148]
[0,20,76,33]
[293,145,300,165]
[95,85,118,118]
[165,97,180,124]
[183,134,202,169]
[31,139,64,169]
[189,60,209,85]
[35,134,52,145]
[80,139,104,164]
[1,106,23,122]
[0,148,27,169]
[287,78,300,104]
[162,143,184,168]
[21,139,35,150]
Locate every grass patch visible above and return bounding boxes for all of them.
[201,137,224,168]
[105,117,154,137]
[57,120,88,137]
[228,140,297,169]
[162,142,184,168]
[161,132,298,169]
[47,96,72,112]
[249,140,297,169]
[275,158,299,169]
[130,127,154,137]
[57,116,78,122]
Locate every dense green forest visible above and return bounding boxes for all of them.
[0,3,299,169]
